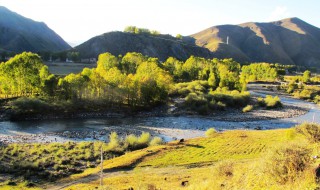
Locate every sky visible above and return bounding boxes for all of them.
[0,0,319,46]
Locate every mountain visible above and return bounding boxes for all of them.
[74,31,214,61]
[191,17,320,67]
[75,18,320,67]
[0,6,70,53]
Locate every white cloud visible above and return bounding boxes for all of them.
[268,6,291,21]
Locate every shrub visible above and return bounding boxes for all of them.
[314,95,320,104]
[107,132,121,151]
[205,128,217,137]
[257,97,266,107]
[242,105,253,113]
[257,95,282,109]
[293,89,313,99]
[264,95,282,108]
[9,97,51,113]
[264,143,312,184]
[149,137,163,146]
[295,123,320,143]
[209,90,250,107]
[137,132,151,147]
[125,134,138,149]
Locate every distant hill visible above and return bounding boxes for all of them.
[0,6,70,53]
[74,31,214,61]
[191,17,320,67]
[75,18,320,67]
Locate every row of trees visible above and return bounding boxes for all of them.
[240,63,279,82]
[0,51,285,109]
[163,56,243,90]
[124,26,160,36]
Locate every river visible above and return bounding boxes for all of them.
[0,87,319,143]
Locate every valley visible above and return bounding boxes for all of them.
[0,3,320,190]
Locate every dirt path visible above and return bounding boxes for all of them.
[45,147,164,190]
[45,169,129,190]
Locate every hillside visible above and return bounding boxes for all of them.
[74,32,214,61]
[0,6,70,53]
[192,17,320,67]
[75,18,320,67]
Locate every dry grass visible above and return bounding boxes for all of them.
[63,126,320,190]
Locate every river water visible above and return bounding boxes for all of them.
[0,89,319,143]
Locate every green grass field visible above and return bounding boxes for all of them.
[62,124,320,190]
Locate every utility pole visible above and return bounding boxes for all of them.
[313,113,315,123]
[227,36,229,45]
[100,145,103,187]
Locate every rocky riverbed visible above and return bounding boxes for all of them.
[0,85,318,145]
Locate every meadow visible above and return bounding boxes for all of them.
[46,123,320,190]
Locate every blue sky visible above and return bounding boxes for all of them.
[0,0,319,46]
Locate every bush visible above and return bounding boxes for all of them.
[107,132,121,151]
[205,128,217,137]
[264,95,282,108]
[9,97,51,113]
[137,132,151,146]
[149,137,163,146]
[125,134,138,149]
[293,89,313,99]
[209,89,250,107]
[257,97,266,107]
[264,143,312,184]
[314,95,320,104]
[296,123,320,143]
[257,95,282,109]
[242,105,253,113]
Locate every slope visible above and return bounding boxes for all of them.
[192,17,320,67]
[48,126,318,190]
[74,32,214,62]
[0,6,71,53]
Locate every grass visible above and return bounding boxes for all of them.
[63,125,320,190]
[136,129,294,167]
[0,132,161,189]
[0,141,116,182]
[44,62,96,76]
[3,125,319,189]
[0,181,42,190]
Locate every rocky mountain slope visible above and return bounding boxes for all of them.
[0,6,70,53]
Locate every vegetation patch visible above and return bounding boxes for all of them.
[0,132,161,186]
[257,95,282,109]
[64,123,320,190]
[242,105,253,112]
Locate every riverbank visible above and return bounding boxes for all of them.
[0,85,315,145]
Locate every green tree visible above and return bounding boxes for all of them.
[302,70,311,83]
[176,34,183,39]
[0,52,45,96]
[136,60,173,105]
[163,57,183,80]
[120,52,147,74]
[96,52,120,75]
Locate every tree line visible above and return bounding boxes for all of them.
[0,52,284,110]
